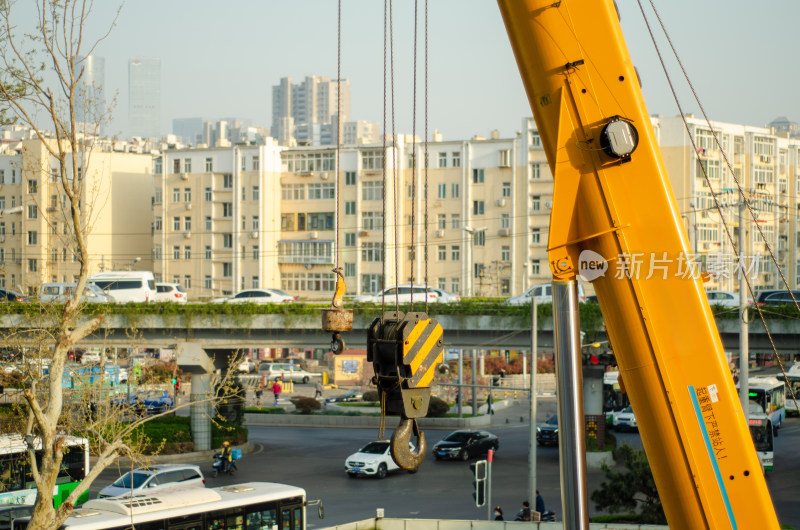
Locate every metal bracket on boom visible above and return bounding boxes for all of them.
[367,311,443,470]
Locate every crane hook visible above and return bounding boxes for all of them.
[390,417,427,471]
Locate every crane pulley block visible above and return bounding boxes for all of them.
[367,311,443,418]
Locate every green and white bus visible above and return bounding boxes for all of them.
[0,434,89,507]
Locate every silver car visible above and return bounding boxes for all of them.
[97,464,205,498]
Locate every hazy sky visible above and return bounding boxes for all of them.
[23,0,800,140]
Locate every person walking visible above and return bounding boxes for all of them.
[536,490,546,515]
[272,380,282,406]
[486,391,494,415]
[255,385,263,406]
[493,506,504,521]
[314,381,323,399]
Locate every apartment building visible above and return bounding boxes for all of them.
[654,115,800,292]
[0,138,153,294]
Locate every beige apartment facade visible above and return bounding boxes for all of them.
[0,138,153,295]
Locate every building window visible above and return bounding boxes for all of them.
[473,200,485,215]
[451,183,460,198]
[173,217,180,231]
[530,131,541,147]
[223,174,233,188]
[361,181,383,201]
[205,187,212,201]
[27,180,37,194]
[205,157,213,172]
[184,216,192,231]
[474,231,485,247]
[282,184,305,200]
[451,245,460,261]
[531,228,540,245]
[361,211,384,231]
[205,245,212,259]
[223,203,233,217]
[252,276,260,288]
[438,214,447,229]
[173,188,181,202]
[223,234,233,248]
[501,278,510,295]
[223,263,232,277]
[530,163,541,180]
[153,245,162,259]
[345,233,356,247]
[531,195,541,211]
[437,183,446,199]
[183,158,191,173]
[345,263,356,277]
[184,188,192,202]
[502,182,511,197]
[473,168,484,184]
[451,278,460,294]
[154,189,162,204]
[438,152,447,168]
[499,149,511,167]
[253,186,260,200]
[205,216,212,230]
[204,275,212,289]
[183,275,191,289]
[309,183,336,200]
[452,152,461,168]
[173,246,180,260]
[27,205,37,219]
[500,213,510,229]
[531,259,540,275]
[173,159,181,173]
[501,246,510,262]
[242,186,246,201]
[252,216,260,230]
[345,171,356,185]
[438,245,447,261]
[252,156,259,171]
[252,246,259,260]
[361,150,384,170]
[451,214,461,230]
[184,246,191,260]
[361,242,384,262]
[361,273,383,293]
[27,231,37,245]
[307,212,334,230]
[28,259,36,272]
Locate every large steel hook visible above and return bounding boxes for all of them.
[390,417,426,470]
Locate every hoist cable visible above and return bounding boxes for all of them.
[389,0,399,312]
[381,0,388,318]
[637,0,797,407]
[334,0,342,272]
[409,0,418,308]
[423,0,429,314]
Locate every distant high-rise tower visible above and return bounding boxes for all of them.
[76,55,105,127]
[271,75,351,146]
[128,57,161,138]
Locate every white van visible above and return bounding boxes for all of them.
[88,271,156,303]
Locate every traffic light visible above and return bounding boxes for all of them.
[470,460,487,507]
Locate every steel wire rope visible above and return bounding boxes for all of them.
[423,0,429,314]
[637,0,798,409]
[389,0,399,313]
[409,0,418,309]
[381,0,389,319]
[334,0,342,273]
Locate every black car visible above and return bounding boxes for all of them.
[0,289,28,302]
[537,414,559,446]
[756,290,800,306]
[432,430,499,461]
[325,390,364,404]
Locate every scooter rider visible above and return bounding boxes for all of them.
[220,441,233,473]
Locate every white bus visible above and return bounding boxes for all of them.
[748,411,774,473]
[87,271,156,303]
[742,376,786,432]
[603,370,630,425]
[0,434,90,507]
[13,482,317,530]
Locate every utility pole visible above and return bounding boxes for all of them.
[739,201,749,421]
[529,297,538,507]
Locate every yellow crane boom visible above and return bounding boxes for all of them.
[497,1,778,527]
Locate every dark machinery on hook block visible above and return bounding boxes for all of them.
[367,311,444,470]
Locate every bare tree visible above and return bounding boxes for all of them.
[0,2,241,528]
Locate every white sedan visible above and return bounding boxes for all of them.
[704,290,750,308]
[354,285,441,304]
[212,289,294,304]
[612,405,638,432]
[345,440,417,479]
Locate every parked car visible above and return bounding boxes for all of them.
[237,359,256,373]
[258,362,320,383]
[428,287,461,303]
[504,283,586,306]
[345,440,417,479]
[154,282,188,303]
[536,414,559,446]
[756,290,800,306]
[0,290,29,302]
[432,430,499,461]
[705,290,749,308]
[266,288,299,302]
[612,405,638,431]
[114,390,174,415]
[39,282,113,303]
[212,289,294,304]
[354,284,443,304]
[97,464,205,498]
[87,271,156,303]
[325,389,364,404]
